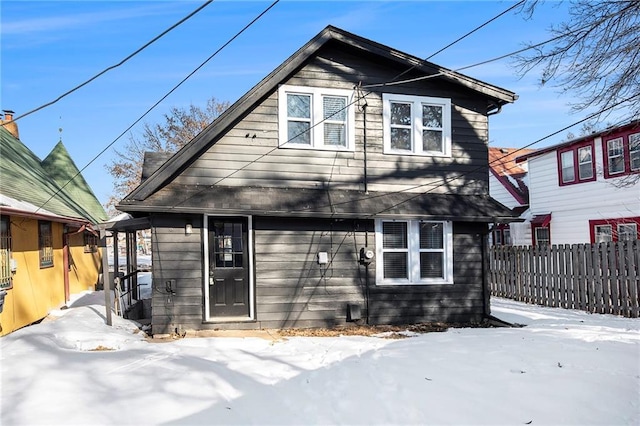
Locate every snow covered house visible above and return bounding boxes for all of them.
[115,26,518,334]
[515,120,640,245]
[0,112,108,335]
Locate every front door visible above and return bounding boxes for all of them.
[208,218,249,318]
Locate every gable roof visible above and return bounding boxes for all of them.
[0,127,106,225]
[41,141,108,223]
[515,119,640,163]
[489,147,534,206]
[123,25,517,204]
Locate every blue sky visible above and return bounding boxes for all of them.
[1,1,628,206]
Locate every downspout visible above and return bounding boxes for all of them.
[487,103,502,116]
[361,93,369,193]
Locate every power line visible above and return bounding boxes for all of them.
[171,26,596,201]
[33,0,280,216]
[389,0,525,85]
[12,1,214,123]
[358,95,640,218]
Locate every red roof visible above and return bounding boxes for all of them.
[489,147,536,206]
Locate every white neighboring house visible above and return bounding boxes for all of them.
[488,147,536,245]
[514,120,640,245]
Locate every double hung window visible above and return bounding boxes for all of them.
[278,85,354,150]
[606,138,625,175]
[557,142,595,185]
[375,219,453,285]
[603,132,640,178]
[589,217,639,243]
[383,94,451,156]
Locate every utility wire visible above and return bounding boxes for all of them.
[389,0,525,85]
[171,23,596,201]
[347,95,640,218]
[12,0,214,122]
[33,0,280,216]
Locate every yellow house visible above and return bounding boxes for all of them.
[0,112,107,335]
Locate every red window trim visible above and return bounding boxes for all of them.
[589,216,640,243]
[557,140,596,186]
[602,131,640,179]
[531,214,552,246]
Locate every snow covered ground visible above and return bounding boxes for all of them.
[1,293,638,425]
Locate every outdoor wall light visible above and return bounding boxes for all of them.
[185,224,193,235]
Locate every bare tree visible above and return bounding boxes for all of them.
[515,1,640,121]
[105,97,229,211]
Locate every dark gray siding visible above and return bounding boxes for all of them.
[173,42,489,196]
[368,222,488,325]
[253,217,369,329]
[150,213,204,334]
[149,214,489,334]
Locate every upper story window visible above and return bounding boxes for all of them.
[382,94,451,157]
[557,142,595,186]
[603,132,640,178]
[0,216,12,290]
[39,221,53,268]
[278,85,355,151]
[375,219,453,285]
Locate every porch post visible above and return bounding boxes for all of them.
[99,225,112,326]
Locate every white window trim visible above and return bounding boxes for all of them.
[629,132,640,171]
[375,219,453,285]
[382,93,452,157]
[278,85,355,151]
[607,137,625,175]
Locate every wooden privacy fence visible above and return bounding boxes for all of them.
[490,240,639,318]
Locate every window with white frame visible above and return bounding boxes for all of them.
[590,217,639,243]
[594,225,613,243]
[630,133,640,171]
[606,137,625,175]
[375,219,453,285]
[382,94,451,156]
[617,223,638,241]
[278,85,355,150]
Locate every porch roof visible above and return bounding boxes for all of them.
[117,185,520,223]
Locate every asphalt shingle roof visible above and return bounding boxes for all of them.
[0,127,106,224]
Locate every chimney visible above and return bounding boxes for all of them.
[1,110,19,139]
